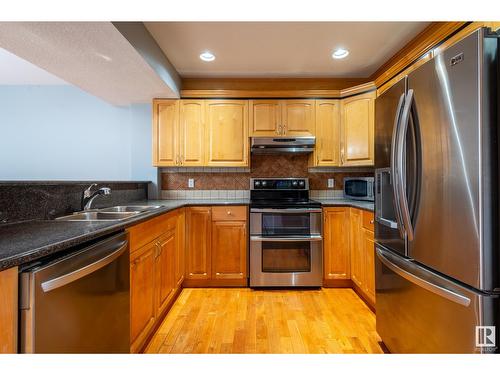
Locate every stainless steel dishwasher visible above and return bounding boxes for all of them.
[19,232,130,353]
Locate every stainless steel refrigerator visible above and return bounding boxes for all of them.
[374,27,500,353]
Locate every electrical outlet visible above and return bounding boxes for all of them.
[327,179,335,188]
[188,178,195,188]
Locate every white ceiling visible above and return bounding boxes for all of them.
[145,22,430,78]
[0,47,68,85]
[0,22,178,105]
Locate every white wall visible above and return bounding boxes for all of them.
[0,85,156,190]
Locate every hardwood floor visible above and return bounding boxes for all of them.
[144,288,383,354]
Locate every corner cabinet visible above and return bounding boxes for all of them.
[205,100,249,167]
[153,99,249,167]
[249,99,315,137]
[340,92,375,166]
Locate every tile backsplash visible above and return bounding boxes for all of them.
[160,154,373,197]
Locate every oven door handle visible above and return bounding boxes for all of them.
[250,208,322,213]
[250,235,322,242]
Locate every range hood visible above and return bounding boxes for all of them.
[251,137,315,154]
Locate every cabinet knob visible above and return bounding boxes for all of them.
[227,210,232,215]
[370,220,374,224]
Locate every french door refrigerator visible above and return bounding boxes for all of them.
[374,27,500,353]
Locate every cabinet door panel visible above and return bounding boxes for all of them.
[315,100,340,166]
[180,100,204,166]
[186,207,212,279]
[0,267,17,353]
[155,230,176,317]
[211,221,247,280]
[323,207,350,280]
[349,208,364,288]
[282,100,315,136]
[341,92,375,166]
[363,228,376,305]
[249,100,281,136]
[153,100,179,166]
[205,100,249,166]
[175,209,185,288]
[130,243,156,351]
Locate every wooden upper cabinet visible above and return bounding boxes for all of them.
[323,207,350,280]
[340,92,375,166]
[179,100,205,166]
[205,100,249,167]
[130,242,156,352]
[153,100,179,167]
[186,207,212,280]
[211,220,247,280]
[349,208,364,289]
[249,100,281,136]
[282,100,315,136]
[314,100,341,166]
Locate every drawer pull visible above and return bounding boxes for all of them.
[227,211,232,215]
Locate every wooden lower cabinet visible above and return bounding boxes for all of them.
[322,207,376,309]
[186,207,212,280]
[0,267,18,353]
[212,220,247,280]
[323,207,350,282]
[128,209,185,353]
[130,242,156,353]
[185,206,248,286]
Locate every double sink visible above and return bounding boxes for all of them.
[56,205,164,222]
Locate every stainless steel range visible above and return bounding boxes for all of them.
[249,178,323,287]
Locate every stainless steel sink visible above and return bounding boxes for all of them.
[56,211,138,221]
[99,205,162,213]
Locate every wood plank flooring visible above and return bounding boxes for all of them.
[145,288,384,354]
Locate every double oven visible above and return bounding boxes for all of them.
[249,178,323,287]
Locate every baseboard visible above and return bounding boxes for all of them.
[182,278,249,288]
[351,283,376,313]
[322,279,353,288]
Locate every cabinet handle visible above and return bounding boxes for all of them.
[283,124,286,135]
[340,150,345,165]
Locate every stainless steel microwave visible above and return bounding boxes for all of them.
[343,177,375,201]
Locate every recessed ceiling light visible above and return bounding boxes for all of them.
[332,48,349,59]
[199,51,216,62]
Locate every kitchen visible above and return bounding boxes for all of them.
[0,2,499,372]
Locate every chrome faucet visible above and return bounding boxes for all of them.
[81,184,111,211]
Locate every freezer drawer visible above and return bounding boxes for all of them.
[375,245,499,353]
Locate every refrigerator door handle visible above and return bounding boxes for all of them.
[396,89,415,241]
[390,93,406,239]
[376,246,471,307]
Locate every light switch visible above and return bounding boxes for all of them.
[327,179,335,188]
[188,178,195,188]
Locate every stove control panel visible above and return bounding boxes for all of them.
[251,178,308,190]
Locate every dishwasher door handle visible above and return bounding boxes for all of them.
[41,238,128,292]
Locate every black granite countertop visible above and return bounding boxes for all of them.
[0,198,373,272]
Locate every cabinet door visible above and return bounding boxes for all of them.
[205,100,249,167]
[340,92,375,166]
[130,243,156,352]
[186,207,212,280]
[155,230,176,317]
[179,100,205,166]
[249,100,281,136]
[349,208,364,288]
[175,209,186,288]
[314,100,340,166]
[363,228,376,305]
[0,267,17,353]
[323,207,350,280]
[282,100,315,136]
[211,220,247,280]
[153,99,179,167]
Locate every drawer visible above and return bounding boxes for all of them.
[211,206,247,221]
[362,210,374,232]
[127,210,179,252]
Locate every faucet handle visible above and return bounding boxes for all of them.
[83,183,98,198]
[101,187,111,195]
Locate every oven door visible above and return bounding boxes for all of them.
[250,208,322,236]
[249,236,323,287]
